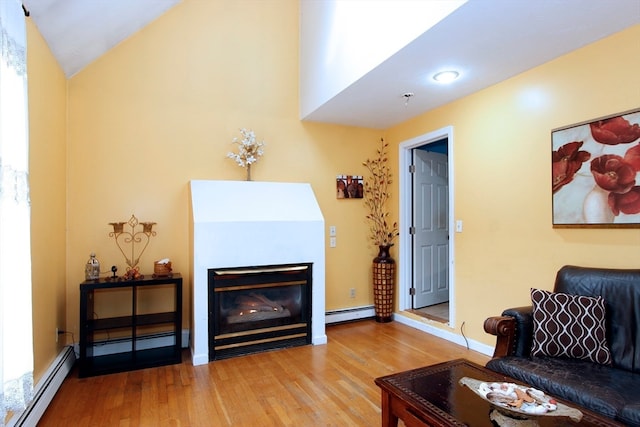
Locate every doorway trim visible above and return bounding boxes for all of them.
[398,126,455,327]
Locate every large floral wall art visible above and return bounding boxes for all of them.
[552,109,640,227]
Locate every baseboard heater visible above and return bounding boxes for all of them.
[83,329,190,358]
[9,346,76,427]
[325,305,375,324]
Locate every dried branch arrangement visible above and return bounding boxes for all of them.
[363,138,399,246]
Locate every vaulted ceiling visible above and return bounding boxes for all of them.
[22,0,640,129]
[22,0,180,77]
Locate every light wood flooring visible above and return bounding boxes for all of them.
[38,319,489,427]
[411,302,450,323]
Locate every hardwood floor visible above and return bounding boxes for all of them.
[411,302,450,323]
[38,320,490,426]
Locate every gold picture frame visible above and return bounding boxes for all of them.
[552,108,640,228]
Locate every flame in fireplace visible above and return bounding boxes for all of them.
[236,292,284,314]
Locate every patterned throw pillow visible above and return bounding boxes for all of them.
[530,288,612,365]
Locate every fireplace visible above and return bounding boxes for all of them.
[190,180,326,366]
[209,263,311,360]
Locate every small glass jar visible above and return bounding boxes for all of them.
[85,253,100,280]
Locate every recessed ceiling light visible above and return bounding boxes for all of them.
[433,70,460,83]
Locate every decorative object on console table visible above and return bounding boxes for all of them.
[363,138,399,322]
[226,128,266,181]
[84,252,100,280]
[108,214,156,276]
[154,258,172,277]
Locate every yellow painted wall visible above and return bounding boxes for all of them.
[64,0,380,335]
[26,21,68,382]
[386,24,640,346]
[26,0,640,377]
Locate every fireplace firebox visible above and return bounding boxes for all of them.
[208,263,312,360]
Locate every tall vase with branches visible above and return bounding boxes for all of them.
[363,138,398,322]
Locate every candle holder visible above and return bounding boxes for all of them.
[108,214,156,270]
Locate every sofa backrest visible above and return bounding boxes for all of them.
[554,265,640,373]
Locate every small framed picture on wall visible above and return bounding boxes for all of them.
[336,175,363,199]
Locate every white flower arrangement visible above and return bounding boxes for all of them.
[226,128,265,180]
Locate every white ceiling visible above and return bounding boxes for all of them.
[23,0,640,129]
[22,0,180,77]
[304,0,640,129]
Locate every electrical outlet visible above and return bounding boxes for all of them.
[329,226,336,236]
[329,237,336,247]
[350,288,355,298]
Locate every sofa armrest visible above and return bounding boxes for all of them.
[484,316,516,358]
[484,306,533,358]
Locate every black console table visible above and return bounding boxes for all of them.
[79,274,182,377]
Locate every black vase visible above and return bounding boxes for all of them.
[372,244,395,323]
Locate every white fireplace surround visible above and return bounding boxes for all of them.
[189,180,327,365]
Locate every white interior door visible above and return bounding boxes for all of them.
[413,149,449,308]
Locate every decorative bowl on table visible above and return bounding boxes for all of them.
[153,260,172,277]
[459,377,583,423]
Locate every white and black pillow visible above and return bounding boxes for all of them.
[530,288,612,365]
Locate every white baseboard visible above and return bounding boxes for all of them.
[8,346,76,427]
[325,305,375,324]
[394,312,494,357]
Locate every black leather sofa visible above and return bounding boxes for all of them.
[484,265,640,426]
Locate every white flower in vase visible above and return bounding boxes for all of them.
[226,128,266,181]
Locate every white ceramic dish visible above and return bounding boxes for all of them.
[459,377,583,422]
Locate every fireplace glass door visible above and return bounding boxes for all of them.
[209,263,312,360]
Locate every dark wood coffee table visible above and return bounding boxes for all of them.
[375,359,623,427]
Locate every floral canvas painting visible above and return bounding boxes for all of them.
[552,109,640,227]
